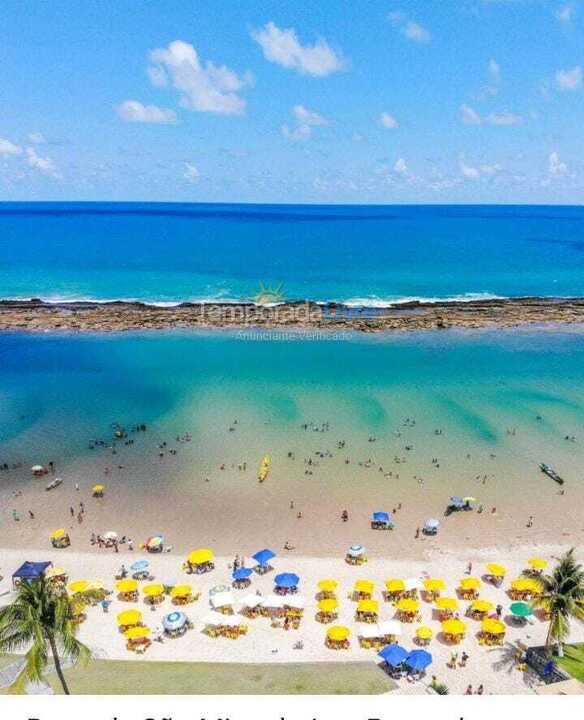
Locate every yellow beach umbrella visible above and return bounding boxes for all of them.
[416,626,433,640]
[424,578,446,592]
[45,566,67,579]
[116,579,138,594]
[528,557,547,570]
[354,580,374,595]
[170,584,192,598]
[124,626,150,640]
[436,596,458,612]
[442,618,467,636]
[68,580,89,595]
[187,548,213,565]
[117,609,142,626]
[92,484,105,493]
[459,577,481,591]
[385,579,405,593]
[471,599,494,613]
[318,598,339,613]
[318,579,338,593]
[397,598,419,613]
[327,625,350,642]
[486,563,507,577]
[142,583,165,597]
[357,599,379,614]
[50,528,67,540]
[86,580,105,592]
[482,618,506,635]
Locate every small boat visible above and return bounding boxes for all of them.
[258,455,271,483]
[45,477,63,491]
[539,463,564,485]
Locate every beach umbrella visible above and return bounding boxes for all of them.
[397,598,419,613]
[449,496,465,508]
[187,548,213,565]
[232,567,253,581]
[146,535,164,550]
[385,579,405,593]
[424,518,440,531]
[45,566,67,579]
[416,626,433,641]
[210,591,234,609]
[318,598,339,613]
[378,644,408,667]
[405,649,433,671]
[142,583,164,597]
[528,557,547,570]
[463,496,476,505]
[471,599,493,613]
[92,484,105,496]
[104,531,118,541]
[358,624,381,639]
[284,595,306,609]
[209,584,230,596]
[511,578,541,593]
[117,609,142,626]
[424,578,446,592]
[201,612,226,626]
[436,596,458,612]
[460,577,481,591]
[372,511,392,524]
[170,584,192,599]
[87,580,105,592]
[261,594,284,609]
[510,601,534,618]
[357,599,379,614]
[274,572,299,589]
[50,528,67,541]
[404,578,423,591]
[327,626,350,642]
[240,593,262,608]
[116,579,138,594]
[482,618,506,635]
[441,619,467,635]
[486,563,507,577]
[347,544,366,557]
[124,626,150,640]
[31,465,45,474]
[354,579,374,595]
[252,548,276,566]
[378,620,402,637]
[68,580,89,595]
[162,611,187,632]
[130,560,150,573]
[317,579,338,593]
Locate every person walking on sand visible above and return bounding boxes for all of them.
[467,561,472,575]
[465,685,473,695]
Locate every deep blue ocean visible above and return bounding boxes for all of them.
[0,202,583,304]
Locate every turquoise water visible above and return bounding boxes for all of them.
[1,203,584,304]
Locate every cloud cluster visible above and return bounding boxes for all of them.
[388,12,431,44]
[460,104,522,126]
[379,112,399,129]
[116,100,177,124]
[0,136,59,177]
[252,22,344,77]
[282,104,328,141]
[555,65,582,91]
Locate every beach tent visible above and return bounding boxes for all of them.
[347,544,366,557]
[372,511,393,528]
[405,649,432,671]
[232,567,253,581]
[449,496,465,509]
[423,518,440,534]
[163,611,187,632]
[252,548,276,566]
[274,572,300,589]
[378,644,408,667]
[12,561,52,587]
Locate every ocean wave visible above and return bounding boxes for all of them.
[336,292,507,308]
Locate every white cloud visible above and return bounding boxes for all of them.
[149,40,253,114]
[26,147,58,176]
[116,100,178,124]
[282,104,328,141]
[479,163,502,175]
[460,104,482,125]
[460,159,480,179]
[556,4,573,23]
[548,151,568,176]
[252,22,344,77]
[484,59,501,96]
[393,157,408,174]
[183,162,200,183]
[28,132,46,144]
[388,12,431,43]
[555,65,582,91]
[379,112,399,129]
[0,138,23,156]
[460,104,522,126]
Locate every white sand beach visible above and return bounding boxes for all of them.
[2,543,582,695]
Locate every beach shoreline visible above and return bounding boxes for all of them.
[2,296,584,333]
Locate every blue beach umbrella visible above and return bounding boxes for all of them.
[162,611,187,632]
[232,567,253,581]
[405,649,432,671]
[252,548,276,566]
[274,573,299,589]
[372,511,392,524]
[378,644,408,667]
[130,560,150,572]
[449,496,465,508]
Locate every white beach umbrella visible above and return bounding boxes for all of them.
[240,593,262,608]
[347,544,366,557]
[404,577,422,591]
[378,620,403,637]
[210,591,234,609]
[201,612,226,626]
[31,465,45,473]
[357,624,380,639]
[103,531,118,541]
[261,594,284,609]
[283,595,306,609]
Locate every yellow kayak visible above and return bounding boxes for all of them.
[258,455,271,482]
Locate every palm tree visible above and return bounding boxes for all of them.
[0,576,90,694]
[532,548,584,656]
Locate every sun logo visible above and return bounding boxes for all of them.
[250,281,285,305]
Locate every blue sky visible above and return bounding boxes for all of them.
[1,0,583,203]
